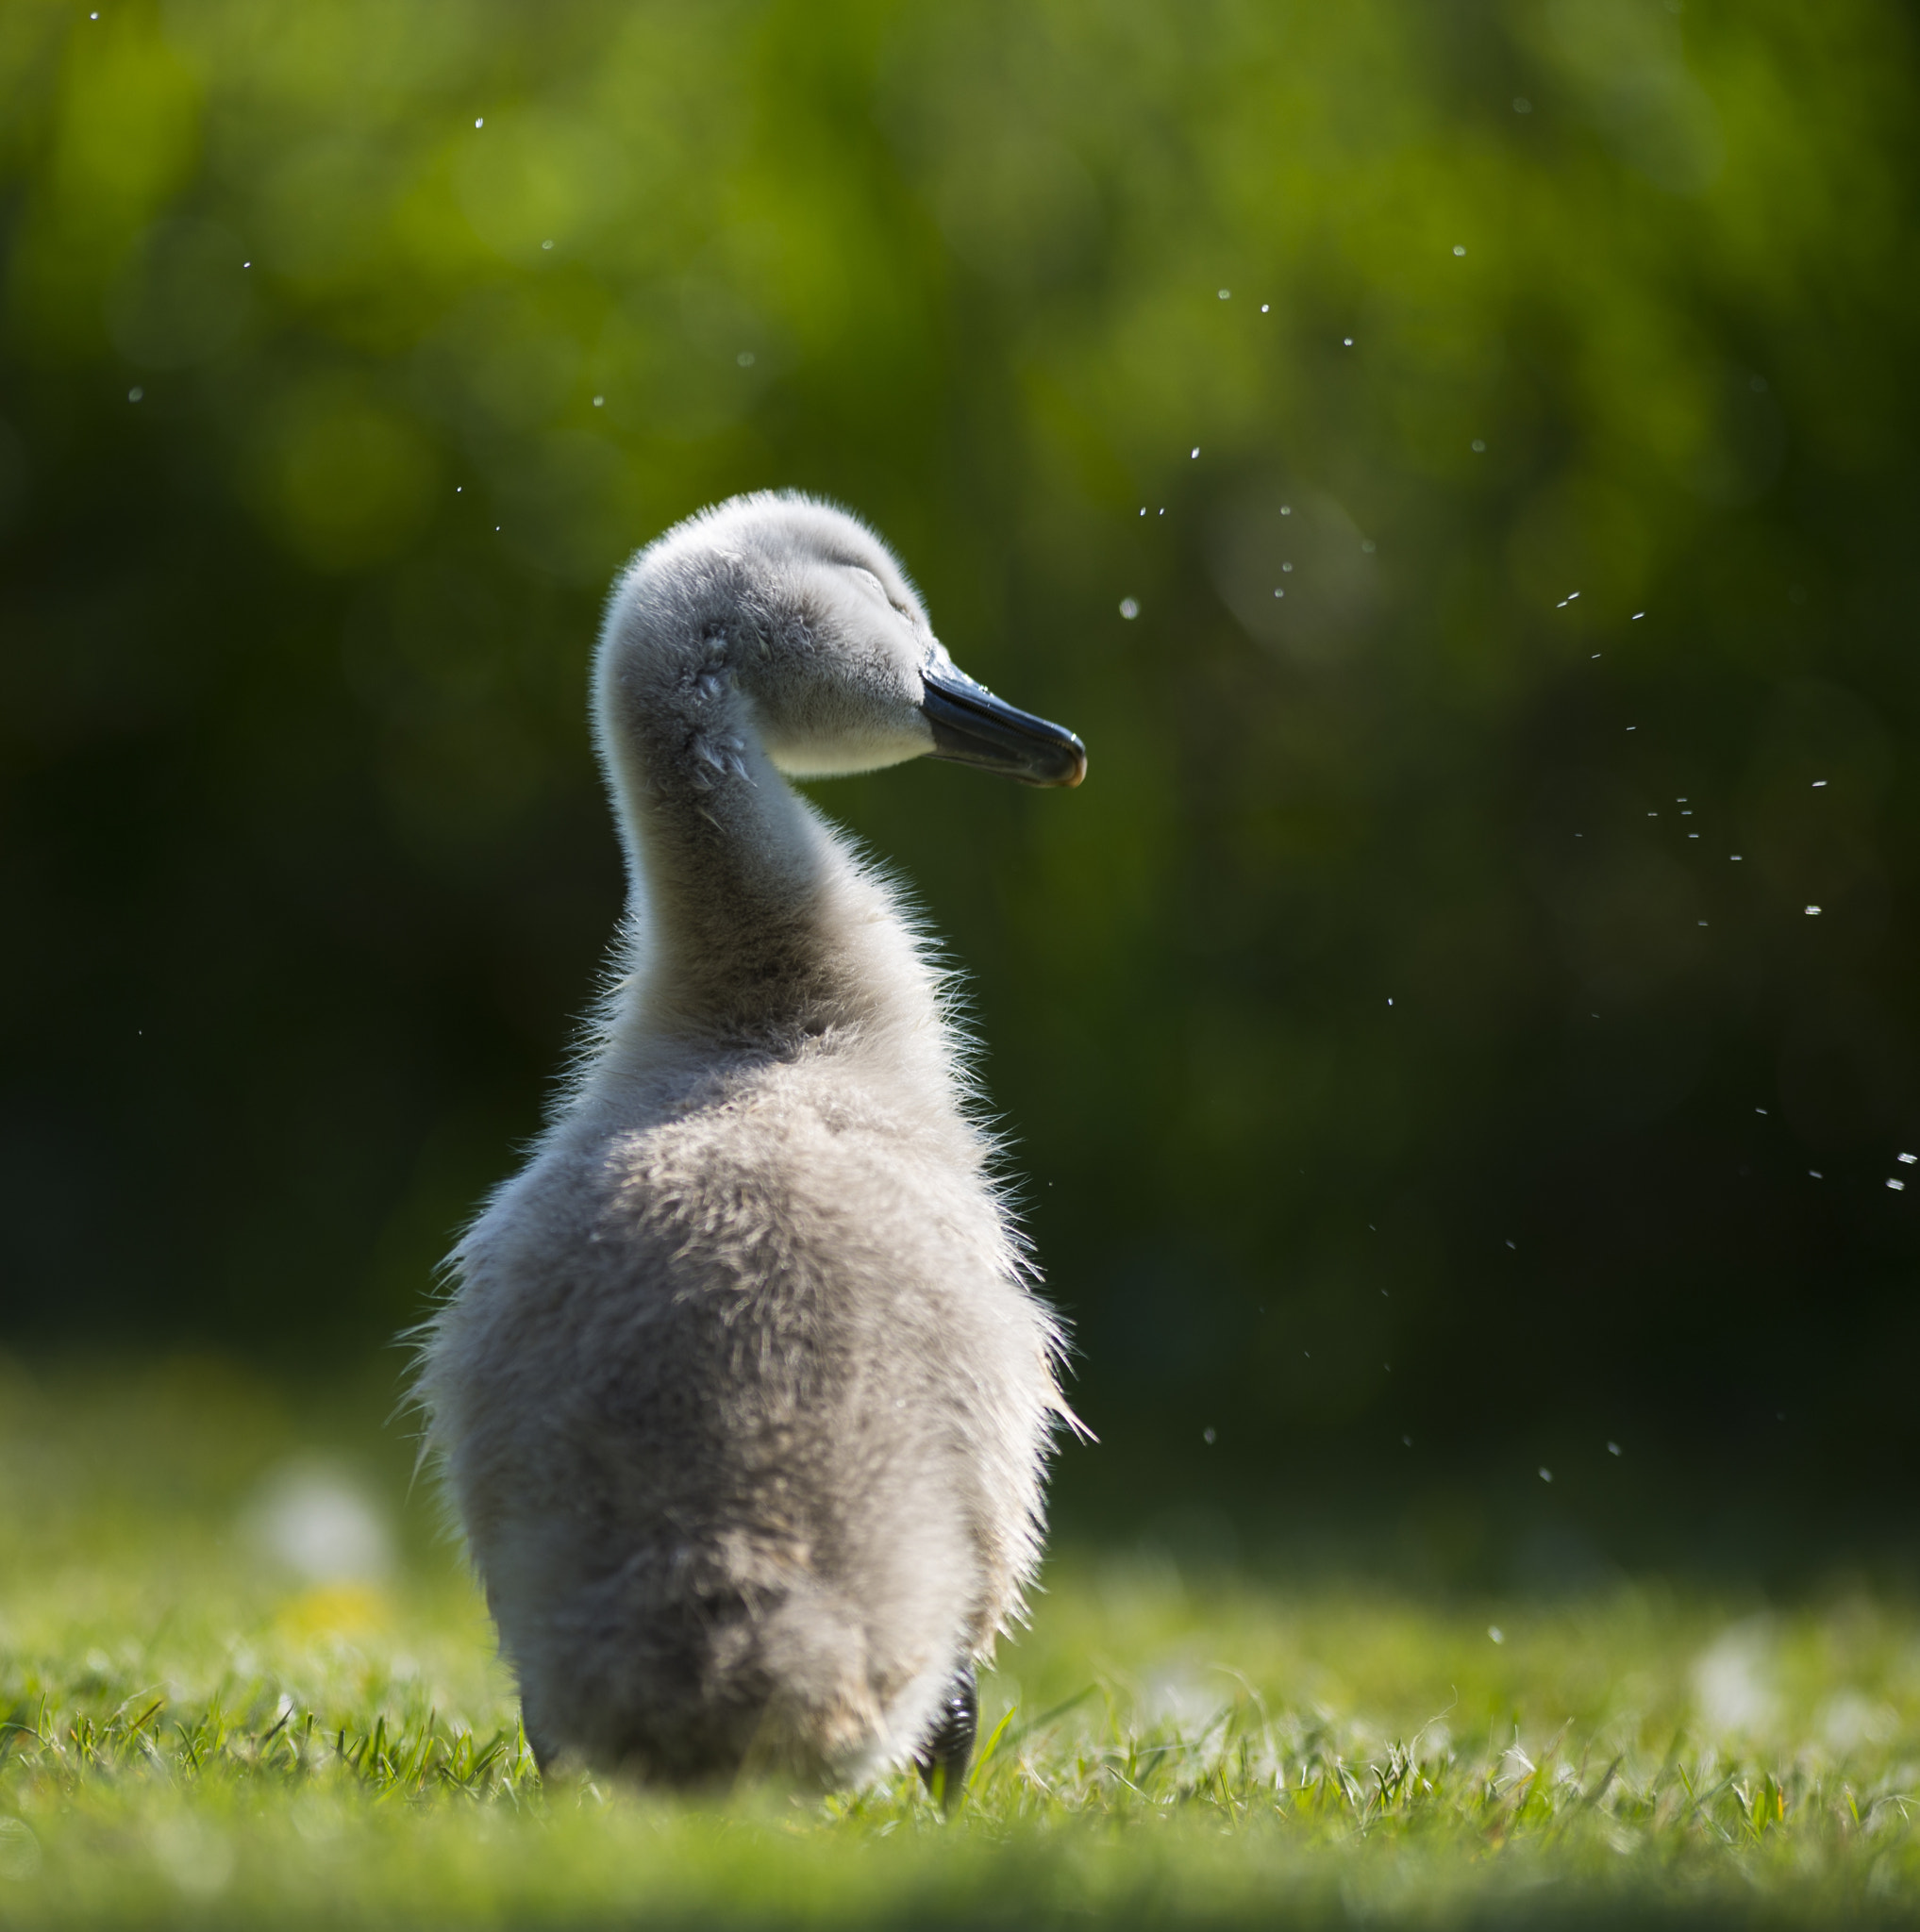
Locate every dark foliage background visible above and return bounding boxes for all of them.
[5,0,1918,1572]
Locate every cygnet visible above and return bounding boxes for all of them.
[415,491,1086,1802]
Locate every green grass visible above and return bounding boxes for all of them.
[3,1357,1918,1927]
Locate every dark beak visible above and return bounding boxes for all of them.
[919,663,1086,788]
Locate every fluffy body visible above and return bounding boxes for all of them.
[416,494,1073,1785]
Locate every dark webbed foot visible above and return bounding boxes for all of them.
[914,1662,977,1815]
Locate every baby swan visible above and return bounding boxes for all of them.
[417,491,1085,1799]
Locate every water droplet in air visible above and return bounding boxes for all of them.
[1343,337,1354,346]
[737,350,755,366]
[1539,1467,1553,1482]
[1900,1153,1916,1164]
[1203,1425,1217,1443]
[1632,611,1645,619]
[593,395,605,407]
[1191,447,1199,458]
[1403,1434,1413,1447]
[1119,597,1139,620]
[128,387,143,402]
[1274,588,1284,598]
[1361,539,1376,553]
[1452,244,1466,257]
[1810,1170,1823,1179]
[1217,289,1230,300]
[475,117,484,128]
[1279,505,1292,515]
[1472,439,1486,452]
[1805,905,1822,915]
[1513,96,1532,112]
[1261,303,1270,313]
[1489,1625,1505,1643]
[1608,1441,1622,1456]
[542,240,554,251]
[1811,779,1828,788]
[1888,1179,1906,1191]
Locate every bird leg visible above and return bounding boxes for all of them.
[913,1661,977,1815]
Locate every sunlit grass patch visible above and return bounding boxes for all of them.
[2,1357,1918,1927]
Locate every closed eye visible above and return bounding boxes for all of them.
[843,563,918,623]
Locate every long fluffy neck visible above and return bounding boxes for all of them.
[591,616,944,1074]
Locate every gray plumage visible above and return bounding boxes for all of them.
[414,491,1086,1787]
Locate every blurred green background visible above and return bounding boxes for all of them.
[4,0,1917,1578]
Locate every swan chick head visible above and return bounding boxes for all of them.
[609,492,1086,789]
